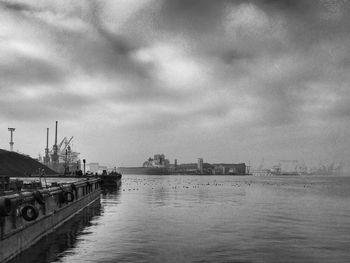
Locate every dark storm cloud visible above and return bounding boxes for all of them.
[1,0,350,164]
[2,0,350,124]
[96,27,136,56]
[39,11,152,82]
[0,91,95,121]
[0,56,65,87]
[155,0,350,52]
[1,1,32,12]
[256,0,313,11]
[53,30,149,78]
[158,0,225,34]
[256,0,350,43]
[90,3,138,56]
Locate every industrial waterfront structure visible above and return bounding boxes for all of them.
[42,121,81,175]
[174,161,247,175]
[118,154,248,175]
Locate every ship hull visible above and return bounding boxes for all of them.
[0,178,101,263]
[99,173,122,186]
[118,167,170,175]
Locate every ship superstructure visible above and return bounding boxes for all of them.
[142,154,170,168]
[118,154,171,175]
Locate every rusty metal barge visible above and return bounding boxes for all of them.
[0,178,101,263]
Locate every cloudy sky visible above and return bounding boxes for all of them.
[0,0,349,168]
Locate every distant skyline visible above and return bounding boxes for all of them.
[0,0,350,169]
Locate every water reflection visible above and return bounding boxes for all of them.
[9,175,350,263]
[8,200,102,263]
[101,184,122,197]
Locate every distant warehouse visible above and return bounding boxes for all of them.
[211,163,246,175]
[176,162,246,175]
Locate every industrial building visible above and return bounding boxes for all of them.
[174,160,247,175]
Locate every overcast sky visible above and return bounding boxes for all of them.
[0,0,349,168]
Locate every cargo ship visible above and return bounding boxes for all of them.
[117,154,248,175]
[118,154,171,175]
[117,166,170,175]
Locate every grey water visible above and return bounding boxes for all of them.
[10,175,350,263]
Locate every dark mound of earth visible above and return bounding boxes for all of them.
[0,149,57,176]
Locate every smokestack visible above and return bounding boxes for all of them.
[46,128,49,149]
[54,121,58,146]
[51,121,59,168]
[44,128,50,164]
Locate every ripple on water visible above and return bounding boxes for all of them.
[9,175,350,263]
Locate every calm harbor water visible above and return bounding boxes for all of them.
[10,175,350,263]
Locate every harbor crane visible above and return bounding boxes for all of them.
[45,121,81,174]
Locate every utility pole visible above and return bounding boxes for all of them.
[8,128,15,151]
[83,159,86,176]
